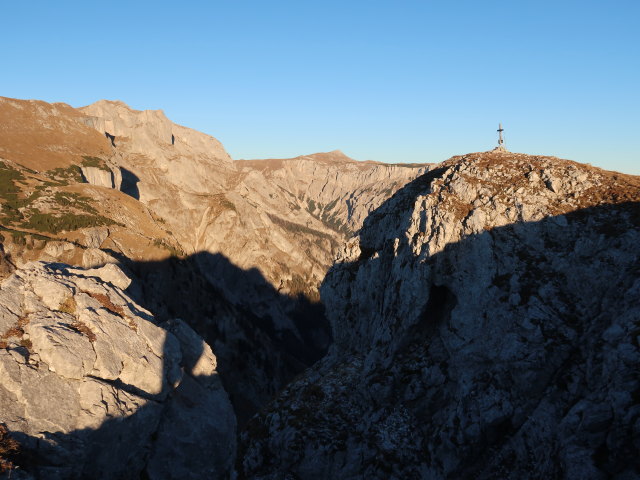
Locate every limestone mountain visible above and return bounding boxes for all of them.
[7,94,636,479]
[78,100,428,300]
[0,95,427,425]
[239,151,640,479]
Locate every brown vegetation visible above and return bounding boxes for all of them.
[85,291,137,330]
[0,424,19,473]
[0,316,30,348]
[69,321,97,342]
[86,291,124,317]
[0,96,110,170]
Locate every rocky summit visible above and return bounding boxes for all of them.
[1,96,639,479]
[239,152,640,479]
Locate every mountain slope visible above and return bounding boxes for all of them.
[237,150,427,237]
[77,100,428,298]
[239,151,640,479]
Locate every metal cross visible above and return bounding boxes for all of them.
[497,123,504,147]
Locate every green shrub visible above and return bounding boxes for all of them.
[52,192,98,214]
[46,165,83,184]
[0,163,24,196]
[153,238,183,257]
[81,156,110,171]
[23,212,118,234]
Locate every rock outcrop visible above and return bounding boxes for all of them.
[80,165,122,190]
[239,152,640,479]
[0,262,235,479]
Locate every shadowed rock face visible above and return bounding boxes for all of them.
[239,152,640,479]
[124,252,332,425]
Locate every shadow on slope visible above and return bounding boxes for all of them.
[4,251,332,478]
[119,168,140,200]
[7,309,236,479]
[238,164,640,479]
[122,251,332,424]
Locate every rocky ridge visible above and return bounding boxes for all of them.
[1,96,427,299]
[239,151,640,479]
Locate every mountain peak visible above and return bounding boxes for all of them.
[303,150,354,163]
[82,99,166,118]
[328,149,347,156]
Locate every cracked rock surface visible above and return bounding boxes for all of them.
[239,152,640,479]
[0,261,235,479]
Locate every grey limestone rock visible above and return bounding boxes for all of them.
[0,261,235,479]
[80,165,122,190]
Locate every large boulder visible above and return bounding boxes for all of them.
[0,261,235,479]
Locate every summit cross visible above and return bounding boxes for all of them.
[497,123,505,148]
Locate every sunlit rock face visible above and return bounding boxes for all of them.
[79,100,429,300]
[80,165,122,190]
[239,152,640,479]
[0,262,235,479]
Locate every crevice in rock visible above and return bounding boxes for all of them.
[104,132,116,147]
[85,375,162,403]
[418,283,457,332]
[119,168,140,200]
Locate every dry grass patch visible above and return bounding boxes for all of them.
[86,291,125,317]
[58,296,77,315]
[83,291,138,332]
[125,317,138,332]
[0,316,30,347]
[69,321,97,343]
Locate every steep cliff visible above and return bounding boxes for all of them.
[239,151,640,479]
[237,150,428,237]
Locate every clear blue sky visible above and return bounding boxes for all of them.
[2,1,639,173]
